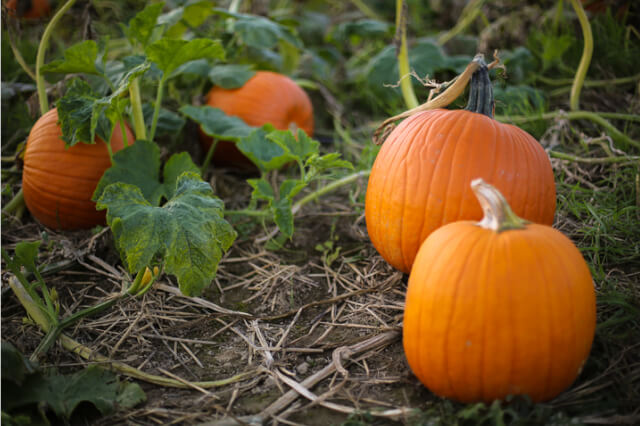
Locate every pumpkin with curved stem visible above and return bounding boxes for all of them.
[22,108,134,230]
[365,56,556,273]
[199,70,314,169]
[403,179,596,403]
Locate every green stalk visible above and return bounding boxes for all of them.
[395,0,419,110]
[35,0,77,115]
[351,0,383,20]
[149,77,166,142]
[7,30,37,82]
[568,0,593,111]
[201,139,219,174]
[2,188,24,215]
[536,73,640,87]
[496,110,640,149]
[8,276,53,333]
[550,151,639,164]
[119,121,130,147]
[292,170,371,214]
[437,0,485,46]
[225,170,371,218]
[129,78,147,140]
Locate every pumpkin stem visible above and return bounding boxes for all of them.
[471,178,528,232]
[373,52,502,145]
[464,57,494,118]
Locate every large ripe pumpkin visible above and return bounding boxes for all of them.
[22,108,134,230]
[6,0,51,19]
[365,59,556,273]
[200,70,314,168]
[403,179,596,403]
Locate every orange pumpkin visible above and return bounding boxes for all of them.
[6,0,51,19]
[199,70,314,169]
[403,179,596,403]
[365,61,556,273]
[22,108,134,230]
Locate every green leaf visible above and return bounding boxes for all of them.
[127,2,165,48]
[268,129,318,161]
[273,197,293,238]
[1,341,37,386]
[214,9,301,49]
[56,63,147,148]
[56,79,111,146]
[180,105,255,141]
[236,128,293,173]
[13,241,41,274]
[145,38,225,78]
[208,64,255,89]
[163,152,201,200]
[2,362,145,421]
[159,1,214,38]
[330,19,391,44]
[93,140,163,205]
[279,179,305,200]
[142,103,185,136]
[247,178,275,202]
[93,140,199,205]
[306,152,353,173]
[96,173,236,296]
[40,40,100,75]
[116,381,146,409]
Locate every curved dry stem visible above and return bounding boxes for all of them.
[373,51,501,145]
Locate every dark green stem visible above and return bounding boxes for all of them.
[149,77,166,143]
[36,0,77,114]
[129,78,147,140]
[201,139,219,174]
[2,188,25,216]
[465,58,494,118]
[569,0,593,111]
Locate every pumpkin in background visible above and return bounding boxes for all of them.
[6,0,51,19]
[403,179,596,403]
[22,108,134,230]
[199,70,314,169]
[365,58,556,273]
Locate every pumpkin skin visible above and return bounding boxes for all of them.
[6,0,51,19]
[365,108,556,274]
[200,70,314,168]
[403,180,596,403]
[22,108,135,230]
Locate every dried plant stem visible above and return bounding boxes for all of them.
[568,0,593,111]
[8,275,256,388]
[260,328,401,419]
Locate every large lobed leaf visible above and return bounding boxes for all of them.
[96,172,237,296]
[93,139,200,205]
